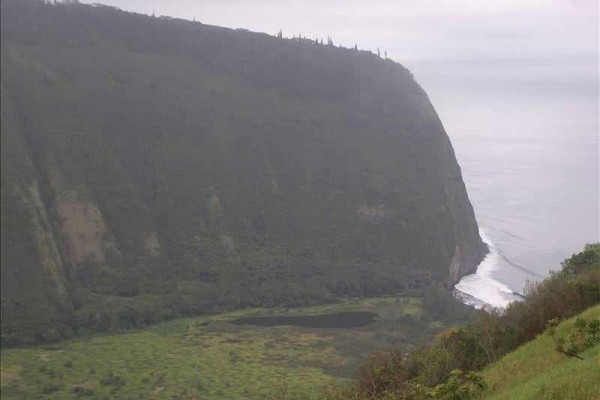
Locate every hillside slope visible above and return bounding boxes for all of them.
[317,244,600,400]
[0,0,485,345]
[483,305,600,400]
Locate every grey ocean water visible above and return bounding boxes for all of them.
[410,59,600,307]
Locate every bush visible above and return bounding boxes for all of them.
[355,350,407,397]
[71,386,94,396]
[42,383,62,394]
[99,371,125,389]
[547,316,600,358]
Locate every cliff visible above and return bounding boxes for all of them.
[0,0,486,345]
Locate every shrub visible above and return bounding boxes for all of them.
[355,349,407,397]
[42,383,62,394]
[99,371,125,389]
[547,317,600,359]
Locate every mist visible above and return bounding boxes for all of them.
[3,1,600,396]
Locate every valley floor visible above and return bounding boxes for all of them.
[1,296,449,400]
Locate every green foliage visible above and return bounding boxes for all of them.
[99,371,126,389]
[483,306,600,400]
[411,370,486,400]
[502,243,600,344]
[319,244,600,400]
[0,296,450,400]
[422,285,472,322]
[0,0,485,345]
[547,316,600,358]
[560,243,600,275]
[432,370,486,400]
[268,371,290,400]
[354,350,407,398]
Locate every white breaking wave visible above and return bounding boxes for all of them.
[454,230,522,309]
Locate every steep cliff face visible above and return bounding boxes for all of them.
[0,0,486,345]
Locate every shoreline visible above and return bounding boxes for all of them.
[453,229,525,309]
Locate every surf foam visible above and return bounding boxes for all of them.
[454,230,522,309]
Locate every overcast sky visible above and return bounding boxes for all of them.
[80,0,597,61]
[79,0,598,100]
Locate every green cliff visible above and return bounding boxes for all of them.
[0,0,486,345]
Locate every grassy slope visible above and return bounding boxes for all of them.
[483,305,600,400]
[0,296,443,400]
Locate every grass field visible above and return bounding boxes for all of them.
[1,296,445,400]
[482,305,600,400]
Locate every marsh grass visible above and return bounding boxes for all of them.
[1,296,442,400]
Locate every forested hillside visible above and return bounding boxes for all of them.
[1,0,485,345]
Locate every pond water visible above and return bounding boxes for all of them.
[230,311,378,328]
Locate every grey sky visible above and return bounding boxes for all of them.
[80,0,598,103]
[81,0,598,62]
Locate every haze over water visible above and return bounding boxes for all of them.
[412,59,599,307]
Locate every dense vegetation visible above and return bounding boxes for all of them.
[3,246,593,400]
[321,243,600,399]
[1,0,485,345]
[0,294,474,400]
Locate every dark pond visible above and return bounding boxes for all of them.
[230,311,378,329]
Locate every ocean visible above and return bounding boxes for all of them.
[409,58,600,308]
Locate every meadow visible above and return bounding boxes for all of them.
[1,296,448,400]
